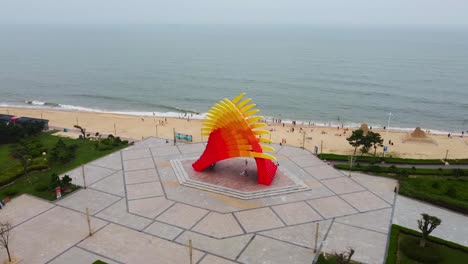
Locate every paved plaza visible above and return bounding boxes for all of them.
[0,138,403,264]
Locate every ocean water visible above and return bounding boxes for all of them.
[0,24,467,132]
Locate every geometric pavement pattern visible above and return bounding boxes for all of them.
[0,137,398,264]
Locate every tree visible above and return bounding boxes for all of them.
[50,139,78,163]
[367,131,384,157]
[417,213,442,247]
[49,172,61,190]
[0,221,12,262]
[74,125,87,139]
[11,142,32,176]
[347,129,365,155]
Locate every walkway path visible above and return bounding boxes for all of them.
[0,137,399,264]
[393,195,468,247]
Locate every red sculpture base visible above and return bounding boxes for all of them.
[192,129,278,186]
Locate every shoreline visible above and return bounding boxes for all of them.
[0,103,462,136]
[1,106,467,159]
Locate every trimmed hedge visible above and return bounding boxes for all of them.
[319,153,468,165]
[0,158,49,186]
[399,178,468,215]
[400,235,442,263]
[386,225,468,264]
[334,164,468,177]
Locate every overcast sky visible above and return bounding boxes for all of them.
[1,0,468,26]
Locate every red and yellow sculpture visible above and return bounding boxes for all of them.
[192,93,278,185]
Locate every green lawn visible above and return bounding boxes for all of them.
[386,225,468,264]
[319,153,468,165]
[336,163,468,214]
[399,177,468,215]
[0,131,127,201]
[335,164,468,177]
[0,143,19,172]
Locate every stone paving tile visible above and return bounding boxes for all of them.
[177,143,205,154]
[123,157,155,171]
[200,254,238,264]
[272,201,322,225]
[320,177,365,195]
[48,247,118,264]
[278,159,318,182]
[128,137,169,149]
[340,191,390,212]
[238,235,316,264]
[259,219,332,249]
[336,208,392,234]
[79,224,204,264]
[162,181,262,213]
[0,195,54,227]
[304,165,345,180]
[322,222,387,264]
[128,197,174,219]
[307,196,357,219]
[234,207,284,233]
[348,172,397,204]
[89,152,123,171]
[289,154,324,167]
[125,168,159,184]
[151,145,181,157]
[63,164,117,187]
[56,188,121,215]
[157,203,209,229]
[144,221,184,240]
[0,207,107,264]
[393,195,468,246]
[122,148,152,160]
[126,181,164,200]
[90,171,125,197]
[95,199,152,230]
[176,231,254,260]
[192,212,244,238]
[276,145,311,157]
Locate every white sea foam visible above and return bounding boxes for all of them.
[0,101,460,135]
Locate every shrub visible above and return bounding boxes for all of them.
[92,261,108,264]
[400,234,442,263]
[432,181,441,189]
[398,169,409,178]
[61,175,72,187]
[95,135,128,151]
[453,169,465,177]
[50,139,78,163]
[49,173,61,189]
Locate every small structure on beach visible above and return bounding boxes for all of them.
[0,114,49,130]
[359,123,370,135]
[403,127,436,144]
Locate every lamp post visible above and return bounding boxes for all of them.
[386,112,392,141]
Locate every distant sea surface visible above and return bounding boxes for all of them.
[1,24,467,133]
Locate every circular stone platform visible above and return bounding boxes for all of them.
[171,158,309,199]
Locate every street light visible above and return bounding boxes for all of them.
[386,112,392,142]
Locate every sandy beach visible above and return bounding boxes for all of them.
[2,106,467,159]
